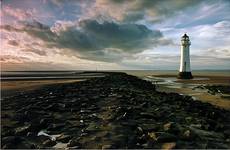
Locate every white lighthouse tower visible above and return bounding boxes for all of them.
[178,33,193,79]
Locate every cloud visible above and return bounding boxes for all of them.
[8,40,19,46]
[2,5,36,21]
[90,0,202,23]
[53,19,173,61]
[21,49,47,56]
[1,19,173,62]
[196,21,230,39]
[160,20,230,55]
[1,0,229,70]
[3,0,228,27]
[0,55,30,63]
[202,48,230,59]
[0,24,21,32]
[75,19,165,51]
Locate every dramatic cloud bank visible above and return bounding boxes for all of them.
[1,0,230,70]
[1,19,172,62]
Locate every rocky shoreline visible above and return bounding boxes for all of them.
[1,72,230,149]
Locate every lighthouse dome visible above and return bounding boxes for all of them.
[182,33,189,38]
[182,33,190,40]
[181,33,190,44]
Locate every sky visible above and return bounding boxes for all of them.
[1,0,230,71]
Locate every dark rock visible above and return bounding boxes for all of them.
[45,103,66,112]
[148,132,157,141]
[180,130,193,140]
[223,130,230,138]
[1,113,11,118]
[39,118,53,128]
[47,123,65,131]
[13,113,27,123]
[139,112,155,119]
[141,123,160,132]
[189,127,224,141]
[67,138,81,147]
[1,126,15,137]
[163,122,172,131]
[2,136,36,149]
[19,142,37,149]
[167,123,184,136]
[157,133,177,142]
[56,134,72,143]
[120,120,138,128]
[3,141,37,149]
[14,125,30,135]
[42,139,57,147]
[2,136,22,145]
[102,144,113,149]
[34,135,50,144]
[161,142,176,150]
[137,127,143,135]
[27,132,37,137]
[85,123,100,132]
[206,141,230,149]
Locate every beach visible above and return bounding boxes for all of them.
[1,71,105,98]
[1,72,230,149]
[141,74,230,110]
[1,79,85,98]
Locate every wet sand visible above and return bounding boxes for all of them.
[158,86,230,110]
[146,75,230,110]
[1,79,85,98]
[154,75,230,85]
[1,72,106,98]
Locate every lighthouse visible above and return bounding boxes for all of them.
[178,33,193,79]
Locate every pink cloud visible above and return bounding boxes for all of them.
[2,5,36,21]
[0,55,30,63]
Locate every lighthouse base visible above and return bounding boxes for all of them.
[178,72,193,79]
